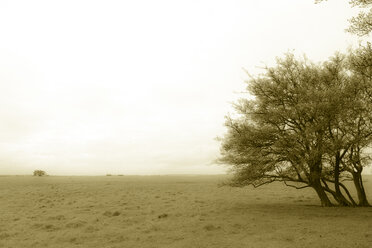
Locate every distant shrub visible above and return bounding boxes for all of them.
[33,170,47,177]
[106,174,112,176]
[158,213,168,219]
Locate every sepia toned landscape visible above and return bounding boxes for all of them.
[1,1,372,247]
[1,175,371,248]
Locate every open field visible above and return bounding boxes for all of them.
[0,175,371,248]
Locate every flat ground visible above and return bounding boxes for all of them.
[0,175,371,248]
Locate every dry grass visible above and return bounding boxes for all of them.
[0,175,371,248]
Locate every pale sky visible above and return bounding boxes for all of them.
[0,0,362,175]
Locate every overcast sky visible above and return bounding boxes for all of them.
[0,0,363,175]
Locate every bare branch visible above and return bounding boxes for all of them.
[283,181,310,189]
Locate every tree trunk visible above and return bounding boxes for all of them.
[312,178,333,207]
[352,171,370,207]
[334,152,352,206]
[309,165,332,206]
[308,153,333,207]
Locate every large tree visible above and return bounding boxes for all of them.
[345,43,372,206]
[219,53,372,207]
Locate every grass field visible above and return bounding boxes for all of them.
[0,175,371,248]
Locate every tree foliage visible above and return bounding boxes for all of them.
[316,0,372,36]
[219,52,372,207]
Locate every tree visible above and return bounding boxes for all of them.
[33,170,47,177]
[347,0,372,36]
[219,53,371,207]
[316,0,372,36]
[345,43,372,206]
[316,0,372,206]
[318,54,372,206]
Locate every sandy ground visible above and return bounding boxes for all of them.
[0,175,371,248]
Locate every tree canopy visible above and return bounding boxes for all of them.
[219,51,372,207]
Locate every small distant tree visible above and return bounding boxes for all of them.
[33,170,47,177]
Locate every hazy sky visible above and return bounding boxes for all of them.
[0,0,362,175]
